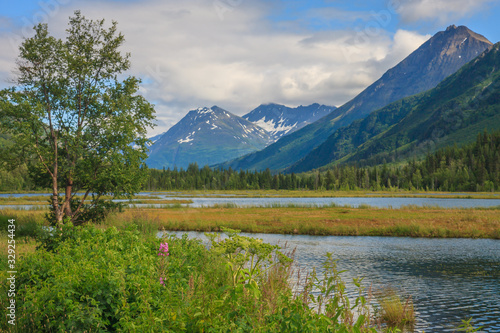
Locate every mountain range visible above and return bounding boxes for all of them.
[147,104,336,169]
[147,106,271,169]
[217,25,493,172]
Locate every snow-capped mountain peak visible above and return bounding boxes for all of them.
[243,103,337,141]
[146,106,272,169]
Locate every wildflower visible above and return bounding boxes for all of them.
[158,242,169,256]
[160,277,165,286]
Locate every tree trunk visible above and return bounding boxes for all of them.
[64,178,73,220]
[52,174,63,227]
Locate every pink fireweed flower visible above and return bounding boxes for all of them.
[158,242,169,256]
[160,277,165,285]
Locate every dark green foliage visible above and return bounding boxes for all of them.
[0,166,39,192]
[0,130,39,191]
[3,131,499,193]
[0,11,155,225]
[45,196,123,227]
[320,130,500,192]
[288,95,422,173]
[1,225,377,332]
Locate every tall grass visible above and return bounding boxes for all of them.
[0,212,43,241]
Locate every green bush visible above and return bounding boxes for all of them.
[1,225,378,332]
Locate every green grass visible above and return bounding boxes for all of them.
[0,207,488,331]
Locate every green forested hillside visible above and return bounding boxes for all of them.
[145,131,499,192]
[289,42,500,172]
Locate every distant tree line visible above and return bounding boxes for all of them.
[2,131,499,192]
[144,131,499,192]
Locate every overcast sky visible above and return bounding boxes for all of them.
[1,0,499,135]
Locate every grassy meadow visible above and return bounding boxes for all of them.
[1,202,499,239]
[100,205,500,239]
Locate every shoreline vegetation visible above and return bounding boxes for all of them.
[0,214,485,332]
[0,222,419,332]
[1,195,494,331]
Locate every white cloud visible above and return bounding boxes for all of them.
[396,0,496,24]
[0,0,430,135]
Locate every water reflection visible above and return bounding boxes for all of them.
[153,196,500,209]
[159,231,500,332]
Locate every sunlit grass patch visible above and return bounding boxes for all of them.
[1,204,499,238]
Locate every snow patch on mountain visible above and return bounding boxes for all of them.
[253,118,297,136]
[197,107,213,114]
[243,103,337,142]
[178,135,194,144]
[147,105,273,169]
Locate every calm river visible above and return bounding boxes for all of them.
[160,231,500,332]
[2,192,500,209]
[150,195,500,209]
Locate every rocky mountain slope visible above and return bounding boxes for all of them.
[289,42,500,172]
[218,25,493,172]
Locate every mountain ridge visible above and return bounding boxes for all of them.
[217,25,493,172]
[147,102,337,169]
[289,42,500,172]
[242,103,337,141]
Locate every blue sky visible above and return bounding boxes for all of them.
[1,0,499,134]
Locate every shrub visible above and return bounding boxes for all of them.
[1,225,378,332]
